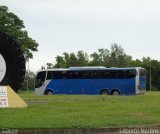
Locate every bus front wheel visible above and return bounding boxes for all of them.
[45,90,54,95]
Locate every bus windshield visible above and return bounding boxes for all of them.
[35,71,46,88]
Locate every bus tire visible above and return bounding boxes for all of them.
[111,89,120,95]
[100,89,109,95]
[45,90,54,95]
[0,32,26,92]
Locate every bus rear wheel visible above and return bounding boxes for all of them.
[100,89,109,95]
[111,90,120,95]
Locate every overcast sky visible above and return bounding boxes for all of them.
[1,0,160,72]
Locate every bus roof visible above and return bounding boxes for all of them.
[39,67,144,72]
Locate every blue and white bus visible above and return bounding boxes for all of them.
[35,67,146,95]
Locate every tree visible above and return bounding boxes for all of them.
[68,53,78,66]
[90,48,110,66]
[0,6,38,59]
[54,44,132,68]
[54,51,89,68]
[109,43,132,67]
[131,59,142,67]
[90,51,103,66]
[77,51,89,66]
[46,63,54,69]
[21,71,36,90]
[98,48,110,67]
[131,57,160,91]
[150,60,160,90]
[90,44,132,67]
[54,55,66,68]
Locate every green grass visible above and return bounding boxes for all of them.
[0,91,160,128]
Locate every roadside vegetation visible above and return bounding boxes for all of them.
[0,91,160,129]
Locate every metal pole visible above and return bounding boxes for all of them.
[150,61,152,91]
[27,59,29,91]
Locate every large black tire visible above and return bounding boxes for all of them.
[0,32,26,92]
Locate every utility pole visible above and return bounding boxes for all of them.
[27,59,29,91]
[150,61,152,91]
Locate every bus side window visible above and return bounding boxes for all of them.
[95,71,107,79]
[46,71,53,80]
[79,71,94,79]
[118,70,126,78]
[126,70,136,78]
[47,71,65,79]
[68,71,79,79]
[108,71,118,78]
[67,71,73,79]
[62,71,67,79]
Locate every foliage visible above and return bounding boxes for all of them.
[109,43,132,67]
[53,51,89,68]
[46,43,160,91]
[53,43,132,68]
[0,6,38,59]
[21,71,36,90]
[131,57,160,90]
